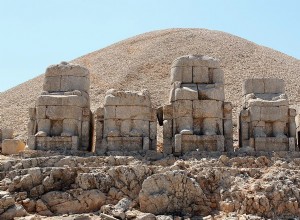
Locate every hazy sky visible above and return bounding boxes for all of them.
[0,0,299,92]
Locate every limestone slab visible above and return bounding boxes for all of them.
[62,119,79,136]
[115,106,151,120]
[163,120,173,139]
[132,120,150,137]
[172,55,220,68]
[36,106,46,119]
[242,78,253,96]
[143,137,150,150]
[106,136,143,151]
[250,79,264,94]
[174,134,182,154]
[45,62,89,77]
[174,116,193,134]
[223,119,233,138]
[174,85,198,101]
[260,106,288,122]
[163,105,173,120]
[198,84,225,101]
[120,119,131,136]
[173,100,192,118]
[35,136,73,151]
[43,76,61,92]
[264,78,285,93]
[46,106,82,120]
[103,119,120,138]
[163,138,173,155]
[104,91,151,107]
[289,137,296,151]
[249,106,261,121]
[192,66,209,83]
[104,106,116,119]
[254,137,288,151]
[37,119,51,135]
[193,100,223,118]
[61,76,90,92]
[171,66,193,84]
[180,134,224,153]
[212,68,224,83]
[150,122,157,140]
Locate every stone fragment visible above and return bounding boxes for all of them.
[40,189,106,215]
[198,84,225,101]
[0,204,27,219]
[174,85,198,100]
[2,140,25,155]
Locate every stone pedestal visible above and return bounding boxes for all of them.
[174,134,224,154]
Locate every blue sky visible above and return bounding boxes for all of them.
[0,0,299,92]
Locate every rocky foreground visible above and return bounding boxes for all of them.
[0,150,300,219]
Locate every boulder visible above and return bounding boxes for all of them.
[139,170,205,215]
[1,139,25,155]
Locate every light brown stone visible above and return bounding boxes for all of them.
[2,139,25,155]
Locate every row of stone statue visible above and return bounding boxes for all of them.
[27,55,297,154]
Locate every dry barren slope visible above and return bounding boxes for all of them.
[1,28,300,138]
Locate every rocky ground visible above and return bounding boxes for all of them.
[1,149,300,219]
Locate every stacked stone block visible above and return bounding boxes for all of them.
[95,89,157,153]
[161,55,233,154]
[28,62,91,151]
[0,128,13,151]
[239,78,296,151]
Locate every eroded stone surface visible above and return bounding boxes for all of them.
[139,170,205,215]
[28,62,91,152]
[239,78,296,151]
[0,152,300,219]
[1,152,300,219]
[162,55,233,154]
[95,89,157,153]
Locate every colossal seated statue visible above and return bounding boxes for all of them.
[159,55,233,155]
[239,78,296,151]
[28,62,91,151]
[94,89,157,153]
